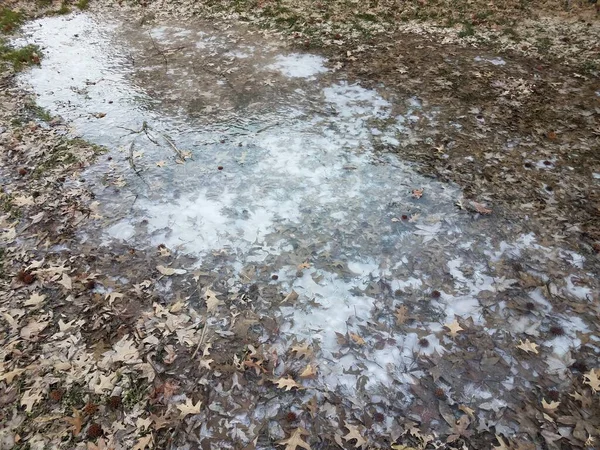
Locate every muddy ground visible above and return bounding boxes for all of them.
[1,1,599,449]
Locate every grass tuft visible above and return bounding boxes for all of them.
[0,7,23,34]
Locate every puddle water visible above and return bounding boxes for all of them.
[17,12,599,441]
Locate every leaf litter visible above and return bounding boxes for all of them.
[0,1,599,449]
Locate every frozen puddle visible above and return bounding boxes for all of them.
[18,12,598,441]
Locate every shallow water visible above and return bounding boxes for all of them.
[17,12,598,439]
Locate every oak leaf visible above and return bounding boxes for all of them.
[132,434,152,450]
[299,364,317,379]
[64,407,83,436]
[278,428,311,450]
[583,369,600,393]
[274,376,301,391]
[291,342,312,359]
[177,398,202,418]
[395,305,409,325]
[205,288,221,312]
[517,339,539,354]
[343,421,367,448]
[444,319,464,338]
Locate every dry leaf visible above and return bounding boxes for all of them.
[343,421,367,448]
[395,305,409,325]
[278,428,311,450]
[20,319,49,340]
[517,339,539,354]
[58,273,72,290]
[21,389,43,413]
[444,319,464,338]
[471,201,492,215]
[64,407,83,436]
[542,399,560,411]
[132,434,152,450]
[205,288,221,312]
[177,398,202,418]
[24,292,46,307]
[299,364,317,379]
[274,376,301,391]
[156,265,186,276]
[583,369,600,393]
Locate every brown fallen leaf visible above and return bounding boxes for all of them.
[274,376,302,391]
[517,339,539,354]
[395,305,409,325]
[583,369,600,393]
[343,421,367,448]
[177,398,202,418]
[299,364,317,379]
[471,201,492,215]
[132,434,153,450]
[64,407,83,436]
[444,319,464,338]
[291,342,312,359]
[278,427,311,450]
[20,319,49,340]
[411,188,424,199]
[349,333,366,346]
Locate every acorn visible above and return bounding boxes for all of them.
[18,168,27,176]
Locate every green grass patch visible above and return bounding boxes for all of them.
[0,39,42,71]
[458,21,475,38]
[76,0,90,10]
[58,2,71,15]
[0,7,23,34]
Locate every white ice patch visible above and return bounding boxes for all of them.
[474,56,507,66]
[267,53,328,78]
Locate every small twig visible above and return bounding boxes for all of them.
[161,133,186,160]
[147,31,168,71]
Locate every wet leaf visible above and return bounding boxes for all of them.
[299,364,317,379]
[349,333,366,345]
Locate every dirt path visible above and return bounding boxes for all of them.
[1,2,599,450]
